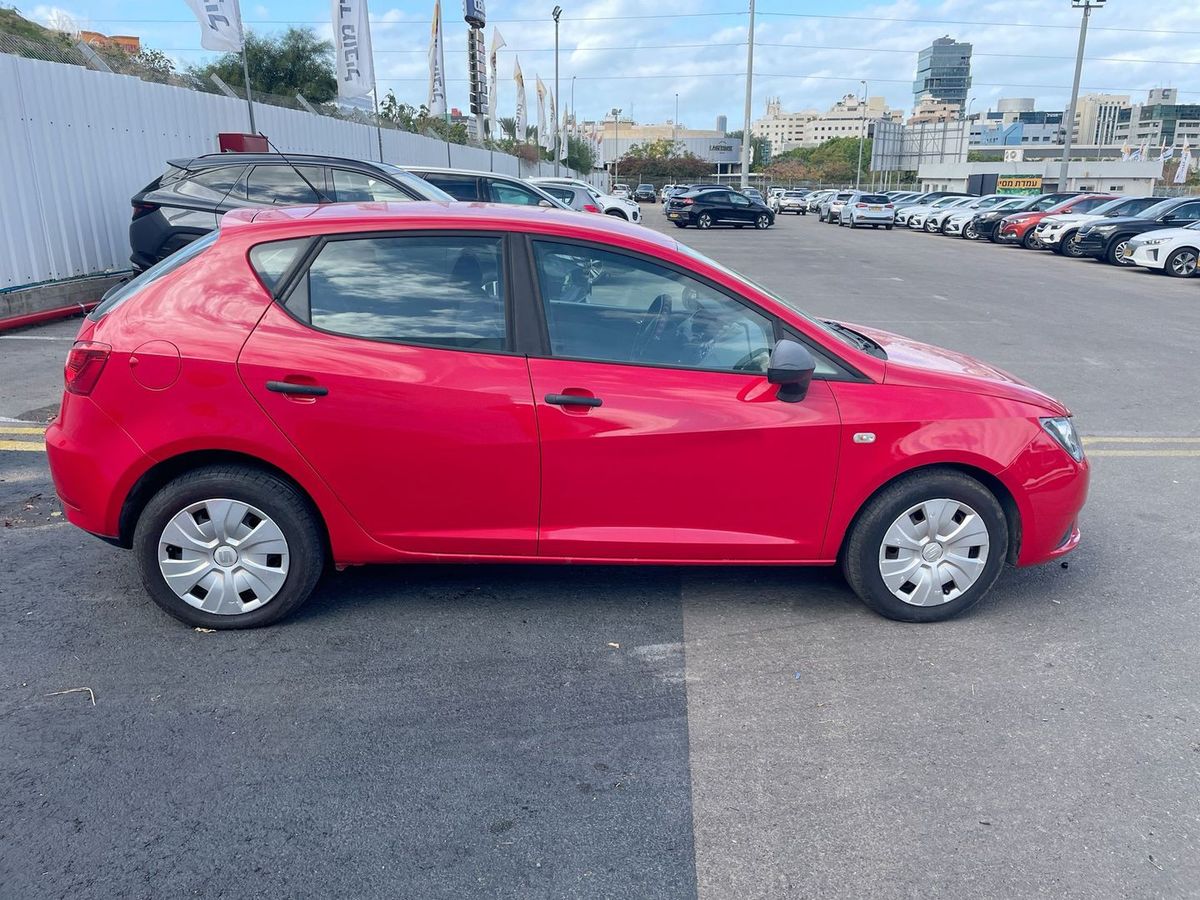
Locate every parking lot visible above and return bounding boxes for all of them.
[3,210,1199,898]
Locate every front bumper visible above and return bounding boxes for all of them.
[996,226,1027,244]
[1072,233,1108,257]
[1001,428,1090,568]
[1126,243,1166,269]
[944,220,965,235]
[1035,226,1065,246]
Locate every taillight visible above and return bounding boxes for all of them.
[682,198,694,205]
[131,202,159,220]
[856,203,867,208]
[885,203,894,209]
[583,203,600,213]
[64,341,111,395]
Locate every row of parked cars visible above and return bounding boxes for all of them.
[129,152,643,270]
[757,185,1200,278]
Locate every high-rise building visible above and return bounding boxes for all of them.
[715,115,728,133]
[913,36,972,110]
[1072,94,1131,145]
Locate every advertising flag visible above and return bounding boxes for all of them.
[332,0,375,100]
[488,28,506,139]
[514,56,527,140]
[1176,143,1192,185]
[426,0,447,116]
[548,90,557,154]
[536,76,549,149]
[185,0,243,52]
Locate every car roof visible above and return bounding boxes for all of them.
[401,165,526,181]
[220,200,677,247]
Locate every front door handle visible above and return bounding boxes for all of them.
[266,380,328,397]
[545,393,603,408]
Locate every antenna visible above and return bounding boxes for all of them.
[256,132,333,204]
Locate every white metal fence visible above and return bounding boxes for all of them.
[0,54,602,291]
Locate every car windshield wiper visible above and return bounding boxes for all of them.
[824,321,887,358]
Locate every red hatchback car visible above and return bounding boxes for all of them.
[47,203,1088,628]
[996,194,1115,249]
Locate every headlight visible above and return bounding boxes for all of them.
[1041,417,1085,462]
[1139,236,1170,246]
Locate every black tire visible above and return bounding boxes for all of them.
[1021,229,1041,250]
[842,469,1008,623]
[1105,236,1135,266]
[133,464,326,629]
[1164,246,1199,278]
[963,222,979,241]
[1060,231,1084,257]
[605,209,629,221]
[673,221,687,228]
[885,224,893,230]
[697,212,713,230]
[755,213,770,229]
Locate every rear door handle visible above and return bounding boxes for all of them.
[545,393,603,408]
[266,380,328,397]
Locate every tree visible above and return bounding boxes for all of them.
[613,140,711,183]
[378,91,469,145]
[564,135,596,173]
[726,130,771,170]
[768,136,873,184]
[188,28,336,102]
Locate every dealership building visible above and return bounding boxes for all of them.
[915,159,1167,195]
[600,135,746,176]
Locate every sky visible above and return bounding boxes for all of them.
[26,0,1200,129]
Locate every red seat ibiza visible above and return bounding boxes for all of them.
[46,202,1088,628]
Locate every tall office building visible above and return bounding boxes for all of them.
[913,36,972,111]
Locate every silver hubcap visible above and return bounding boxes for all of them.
[965,226,977,239]
[878,499,990,606]
[1170,250,1197,276]
[757,215,768,228]
[698,215,711,228]
[1114,240,1131,263]
[158,498,290,615]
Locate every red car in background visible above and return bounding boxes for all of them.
[46,203,1089,629]
[997,194,1116,249]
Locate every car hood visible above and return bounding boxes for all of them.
[843,323,1070,415]
[1128,226,1199,243]
[1041,212,1099,226]
[1080,215,1156,230]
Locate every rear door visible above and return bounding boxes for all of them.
[524,238,843,562]
[237,230,540,557]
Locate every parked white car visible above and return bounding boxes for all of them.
[945,198,1027,238]
[612,183,631,199]
[773,190,810,215]
[1125,222,1200,277]
[924,194,1006,233]
[838,192,895,228]
[906,196,975,231]
[531,177,642,223]
[1033,195,1163,256]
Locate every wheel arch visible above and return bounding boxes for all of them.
[832,462,1022,566]
[117,449,332,558]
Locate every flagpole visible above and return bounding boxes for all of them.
[373,83,384,162]
[235,0,255,133]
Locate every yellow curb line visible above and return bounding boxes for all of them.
[0,440,45,452]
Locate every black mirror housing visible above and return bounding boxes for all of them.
[767,339,817,403]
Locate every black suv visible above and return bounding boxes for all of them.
[129,153,451,270]
[967,192,1079,242]
[632,183,657,202]
[1073,196,1200,266]
[665,188,775,230]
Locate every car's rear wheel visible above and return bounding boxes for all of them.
[605,209,628,221]
[755,213,770,229]
[697,212,713,229]
[1165,246,1199,277]
[133,465,326,629]
[842,469,1008,623]
[1106,237,1135,266]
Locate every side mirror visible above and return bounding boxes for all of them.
[767,339,816,403]
[1161,213,1176,223]
[538,199,556,208]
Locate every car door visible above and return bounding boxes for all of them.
[237,231,540,557]
[524,238,843,562]
[1159,200,1200,229]
[728,192,755,223]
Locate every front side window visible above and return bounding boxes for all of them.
[532,241,775,373]
[242,165,325,204]
[1168,202,1200,222]
[417,173,480,201]
[286,235,506,352]
[330,169,415,202]
[730,194,751,207]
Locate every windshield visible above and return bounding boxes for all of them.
[1137,198,1182,219]
[973,196,1004,209]
[1085,196,1131,216]
[376,165,456,201]
[930,196,965,208]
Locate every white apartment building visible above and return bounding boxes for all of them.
[752,95,902,151]
[750,98,820,152]
[1072,94,1131,145]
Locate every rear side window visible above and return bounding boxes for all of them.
[540,186,577,206]
[330,169,414,202]
[249,239,308,292]
[175,166,246,201]
[241,165,325,204]
[90,231,219,319]
[285,235,507,352]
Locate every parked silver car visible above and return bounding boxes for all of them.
[838,192,895,229]
[773,190,810,215]
[819,191,855,224]
[805,189,836,214]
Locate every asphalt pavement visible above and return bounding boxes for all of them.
[2,208,1198,899]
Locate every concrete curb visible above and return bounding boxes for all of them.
[0,274,129,332]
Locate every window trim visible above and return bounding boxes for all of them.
[522,235,865,381]
[272,229,521,357]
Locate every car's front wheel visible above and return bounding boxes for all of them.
[605,209,629,221]
[842,469,1008,623]
[1106,237,1135,266]
[133,465,326,629]
[755,213,770,229]
[1165,246,1199,277]
[963,222,979,240]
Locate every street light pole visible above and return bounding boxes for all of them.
[855,80,867,190]
[612,107,622,188]
[1060,0,1102,189]
[553,6,562,176]
[739,0,756,189]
